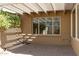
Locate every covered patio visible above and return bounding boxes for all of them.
[0,3,79,56]
[2,44,76,56]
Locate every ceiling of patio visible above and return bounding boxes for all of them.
[0,3,74,14]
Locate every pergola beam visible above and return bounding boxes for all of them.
[23,4,38,14]
[0,3,10,6]
[0,4,19,14]
[62,3,66,14]
[0,3,73,15]
[2,4,23,14]
[2,6,20,14]
[10,4,29,14]
[51,3,56,13]
[36,3,47,14]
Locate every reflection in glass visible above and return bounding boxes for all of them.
[53,17,60,34]
[32,17,60,35]
[39,18,52,35]
[39,19,46,34]
[33,19,38,34]
[47,19,52,34]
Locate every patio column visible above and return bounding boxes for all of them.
[20,13,32,34]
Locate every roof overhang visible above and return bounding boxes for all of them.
[0,3,74,14]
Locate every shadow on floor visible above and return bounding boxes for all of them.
[6,44,76,56]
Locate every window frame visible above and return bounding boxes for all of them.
[32,16,61,36]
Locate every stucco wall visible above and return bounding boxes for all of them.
[21,11,71,45]
[71,39,79,55]
[71,5,79,55]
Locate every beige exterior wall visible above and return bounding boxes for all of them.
[21,11,71,45]
[71,39,79,55]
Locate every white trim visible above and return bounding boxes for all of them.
[77,4,79,39]
[75,4,78,39]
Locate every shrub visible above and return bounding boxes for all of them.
[0,10,21,30]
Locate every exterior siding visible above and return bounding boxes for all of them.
[21,11,71,45]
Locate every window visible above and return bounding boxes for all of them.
[39,18,52,35]
[32,17,61,35]
[53,17,60,34]
[33,19,38,34]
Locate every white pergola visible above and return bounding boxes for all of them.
[0,3,74,14]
